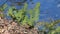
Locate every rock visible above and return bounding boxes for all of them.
[0,17,4,24]
[11,22,17,26]
[4,30,10,34]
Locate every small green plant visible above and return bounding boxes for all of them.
[8,2,40,26]
[48,26,60,34]
[36,20,60,34]
[0,4,7,17]
[0,4,7,11]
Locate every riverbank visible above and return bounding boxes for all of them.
[0,17,39,34]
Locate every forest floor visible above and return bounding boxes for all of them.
[0,17,39,34]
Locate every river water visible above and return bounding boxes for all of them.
[0,0,60,21]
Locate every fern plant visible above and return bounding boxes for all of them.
[36,19,60,34]
[8,2,40,26]
[27,3,40,26]
[48,26,60,34]
[45,20,60,34]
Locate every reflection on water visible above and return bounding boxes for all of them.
[57,4,60,8]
